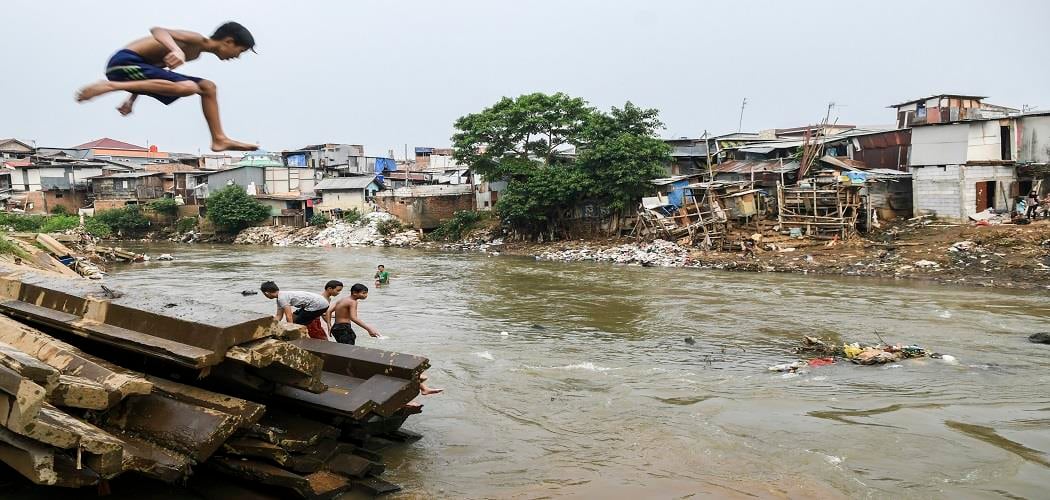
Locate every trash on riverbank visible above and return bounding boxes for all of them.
[774,336,948,371]
[536,239,691,267]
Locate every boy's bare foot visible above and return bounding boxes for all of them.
[76,81,113,102]
[117,100,134,116]
[420,386,444,396]
[211,137,258,152]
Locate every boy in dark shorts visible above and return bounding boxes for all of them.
[260,281,330,328]
[305,280,343,340]
[330,284,380,345]
[76,22,258,152]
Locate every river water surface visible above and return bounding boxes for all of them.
[107,243,1050,499]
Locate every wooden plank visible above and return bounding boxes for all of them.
[0,363,46,433]
[0,427,56,485]
[146,375,265,430]
[115,431,192,483]
[49,374,111,410]
[104,393,240,462]
[35,233,74,258]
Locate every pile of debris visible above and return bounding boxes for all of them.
[537,239,692,267]
[312,213,420,248]
[0,268,431,497]
[234,225,323,246]
[768,335,955,373]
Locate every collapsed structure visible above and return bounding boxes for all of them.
[0,268,429,497]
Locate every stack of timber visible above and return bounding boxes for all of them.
[0,267,429,497]
[776,177,864,239]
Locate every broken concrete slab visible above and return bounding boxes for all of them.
[0,341,59,392]
[226,338,326,393]
[252,412,340,452]
[0,427,57,485]
[146,376,265,430]
[275,372,415,420]
[206,457,311,498]
[0,271,276,367]
[0,315,152,407]
[303,469,352,499]
[221,437,292,466]
[289,339,429,381]
[114,430,192,483]
[0,363,47,433]
[324,451,381,479]
[105,393,240,462]
[17,403,125,478]
[49,374,110,410]
[354,476,403,496]
[287,438,339,474]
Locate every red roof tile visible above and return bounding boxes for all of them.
[73,138,146,150]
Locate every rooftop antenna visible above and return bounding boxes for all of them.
[737,98,748,132]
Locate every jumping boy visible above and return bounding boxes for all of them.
[260,281,331,328]
[76,22,258,152]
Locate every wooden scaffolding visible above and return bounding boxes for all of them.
[776,180,863,239]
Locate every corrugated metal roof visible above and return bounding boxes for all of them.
[87,172,162,179]
[376,184,472,198]
[313,176,379,191]
[73,138,147,150]
[714,159,799,173]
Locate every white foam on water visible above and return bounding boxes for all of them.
[473,351,494,360]
[938,310,952,319]
[556,362,613,372]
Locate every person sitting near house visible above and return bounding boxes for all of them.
[260,281,331,329]
[1027,190,1040,219]
[1014,196,1028,219]
[304,280,342,340]
[374,264,390,287]
[75,22,258,152]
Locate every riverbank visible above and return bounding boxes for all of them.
[473,219,1050,291]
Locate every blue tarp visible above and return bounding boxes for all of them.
[375,157,395,174]
[286,154,307,167]
[667,179,690,207]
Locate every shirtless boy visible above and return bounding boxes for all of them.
[76,22,258,152]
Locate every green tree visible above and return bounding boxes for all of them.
[94,206,151,237]
[206,185,271,232]
[148,197,179,216]
[452,93,670,237]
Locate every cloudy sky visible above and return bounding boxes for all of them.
[3,0,1048,157]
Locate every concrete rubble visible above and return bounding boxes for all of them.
[234,212,421,248]
[536,239,693,267]
[0,266,430,497]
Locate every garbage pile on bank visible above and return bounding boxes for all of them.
[234,213,421,248]
[311,212,421,248]
[768,335,957,373]
[536,239,693,267]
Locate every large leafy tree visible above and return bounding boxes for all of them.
[452,93,670,237]
[206,185,271,232]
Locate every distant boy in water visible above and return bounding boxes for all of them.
[330,284,442,395]
[75,22,258,152]
[374,265,390,287]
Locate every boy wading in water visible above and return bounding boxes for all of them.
[374,265,389,287]
[330,284,442,395]
[75,22,258,152]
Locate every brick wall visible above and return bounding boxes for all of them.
[911,165,1017,221]
[377,193,475,229]
[93,199,137,212]
[23,190,88,215]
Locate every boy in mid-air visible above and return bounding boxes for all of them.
[76,22,258,152]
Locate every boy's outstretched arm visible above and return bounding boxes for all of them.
[349,301,380,337]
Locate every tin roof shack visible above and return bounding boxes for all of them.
[712,159,799,188]
[0,138,34,161]
[89,172,165,211]
[663,138,711,176]
[283,144,365,169]
[908,116,1018,221]
[255,193,320,228]
[313,176,383,213]
[1015,112,1050,199]
[891,94,1017,129]
[376,184,474,230]
[194,166,267,199]
[819,157,914,226]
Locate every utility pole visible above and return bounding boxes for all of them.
[737,98,748,133]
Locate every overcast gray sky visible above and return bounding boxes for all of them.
[3,0,1049,157]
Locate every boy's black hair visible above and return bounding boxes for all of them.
[260,281,279,293]
[350,283,368,294]
[377,265,385,268]
[325,280,343,290]
[212,21,256,52]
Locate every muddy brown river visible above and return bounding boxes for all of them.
[107,243,1050,499]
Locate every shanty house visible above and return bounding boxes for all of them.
[908,116,1018,220]
[313,176,383,212]
[375,184,474,229]
[89,172,165,211]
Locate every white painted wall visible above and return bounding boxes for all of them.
[911,164,1016,221]
[966,120,1003,162]
[910,124,968,166]
[1019,115,1050,164]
